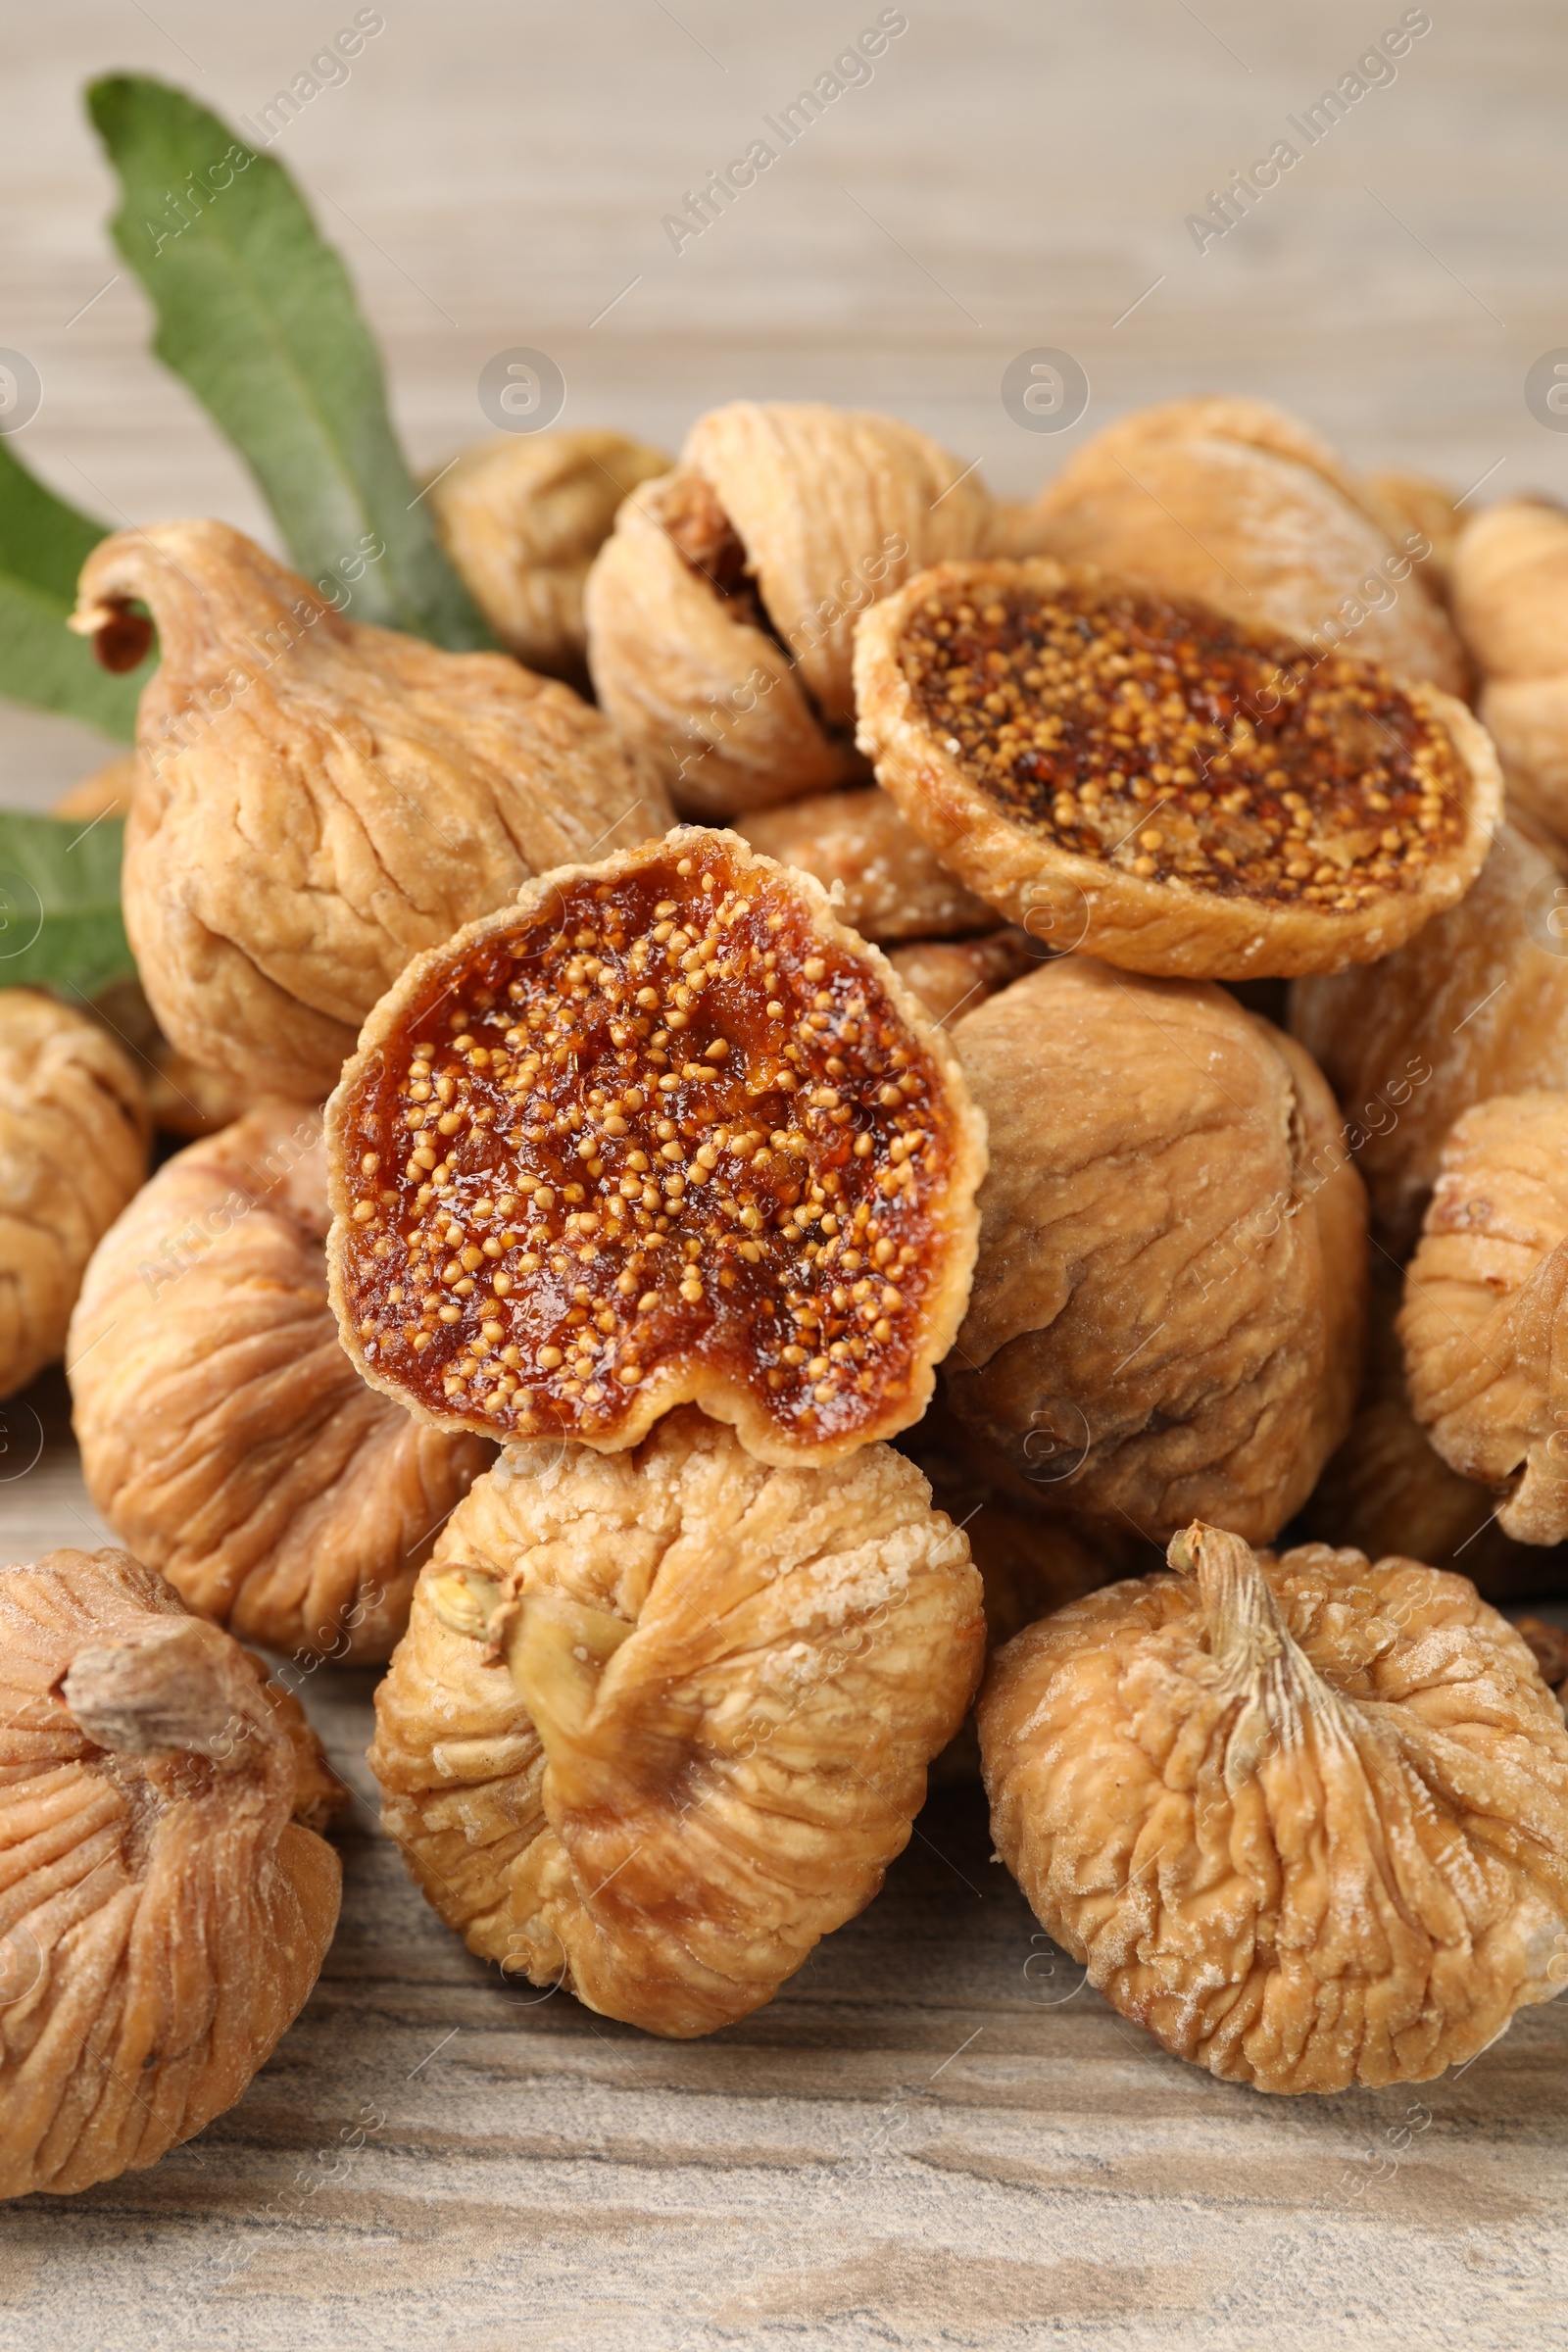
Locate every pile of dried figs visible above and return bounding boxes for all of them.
[11,370,1568,2202]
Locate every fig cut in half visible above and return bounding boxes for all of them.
[855,559,1500,980]
[326,827,986,1465]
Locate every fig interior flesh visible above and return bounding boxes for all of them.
[327,828,986,1465]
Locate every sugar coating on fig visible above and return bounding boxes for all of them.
[0,1548,342,2198]
[980,1520,1568,2095]
[369,1410,984,2036]
[326,828,986,1464]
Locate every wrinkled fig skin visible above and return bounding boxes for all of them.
[1292,822,1568,1252]
[1450,499,1568,845]
[0,1548,341,2198]
[737,787,997,942]
[1362,470,1462,604]
[584,402,995,815]
[1400,1092,1568,1546]
[0,991,149,1400]
[946,958,1367,1544]
[369,1411,984,2037]
[70,1102,492,1661]
[1009,395,1467,694]
[981,1523,1568,2094]
[71,519,671,1100]
[427,428,671,682]
[1306,1262,1568,1602]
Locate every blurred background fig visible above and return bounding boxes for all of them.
[70,519,672,1100]
[0,989,148,1400]
[427,428,670,687]
[1005,395,1467,692]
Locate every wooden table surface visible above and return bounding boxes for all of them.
[3,4,1568,2345]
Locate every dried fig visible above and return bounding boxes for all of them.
[51,754,135,825]
[1449,498,1568,843]
[70,1102,492,1660]
[0,1546,343,2196]
[855,559,1500,979]
[736,787,995,941]
[1291,821,1568,1251]
[69,520,671,1100]
[945,957,1367,1544]
[426,429,670,682]
[884,931,1039,1028]
[0,989,148,1399]
[980,1521,1568,2093]
[325,827,986,1466]
[897,1395,1149,1648]
[1306,1262,1566,1603]
[1010,396,1466,692]
[584,403,994,815]
[1363,470,1462,603]
[1399,1091,1568,1544]
[369,1409,983,2036]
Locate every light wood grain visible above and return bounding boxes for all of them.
[3,4,1568,2345]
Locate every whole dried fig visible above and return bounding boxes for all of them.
[737,787,995,941]
[70,1101,492,1660]
[369,1409,983,2036]
[70,520,671,1099]
[1363,470,1462,603]
[1306,1263,1566,1603]
[0,989,148,1399]
[1292,821,1568,1251]
[326,827,986,1466]
[427,428,670,683]
[979,1520,1568,2093]
[885,931,1039,1028]
[945,956,1367,1544]
[0,1546,343,2196]
[584,402,994,814]
[855,560,1500,979]
[1399,1091,1568,1544]
[1449,498,1568,843]
[1010,395,1466,692]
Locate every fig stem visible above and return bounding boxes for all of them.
[61,1618,271,1764]
[500,1592,636,1803]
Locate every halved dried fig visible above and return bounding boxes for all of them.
[1450,498,1568,843]
[1291,820,1568,1251]
[979,1520,1568,2094]
[1008,395,1466,692]
[737,787,996,941]
[945,957,1367,1544]
[325,827,986,1466]
[0,1547,343,2196]
[584,403,994,815]
[0,989,149,1399]
[70,1102,492,1660]
[426,428,670,682]
[856,560,1500,980]
[369,1409,983,2036]
[1400,1092,1568,1544]
[70,520,670,1100]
